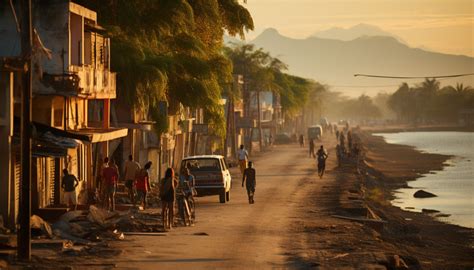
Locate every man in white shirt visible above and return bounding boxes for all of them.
[124,155,141,204]
[237,144,249,174]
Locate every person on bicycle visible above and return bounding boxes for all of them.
[177,167,196,225]
[242,161,256,204]
[316,145,328,178]
[179,167,195,188]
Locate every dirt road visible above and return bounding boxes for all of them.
[110,139,334,269]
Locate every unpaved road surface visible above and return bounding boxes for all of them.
[111,141,331,269]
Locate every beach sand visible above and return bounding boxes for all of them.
[358,130,473,268]
[287,128,473,269]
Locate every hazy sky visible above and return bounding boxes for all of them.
[243,0,474,57]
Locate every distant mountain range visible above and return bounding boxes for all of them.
[229,25,474,96]
[311,23,408,45]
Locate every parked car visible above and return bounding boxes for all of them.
[274,132,292,144]
[180,155,232,203]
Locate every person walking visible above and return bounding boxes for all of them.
[339,132,346,153]
[62,169,79,210]
[124,155,140,204]
[99,157,109,205]
[299,134,305,147]
[347,130,353,154]
[102,159,119,211]
[316,145,328,179]
[160,168,177,230]
[136,162,152,210]
[336,144,343,167]
[242,161,257,204]
[237,144,249,174]
[309,138,315,158]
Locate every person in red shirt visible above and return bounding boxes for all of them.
[136,162,152,210]
[102,159,119,211]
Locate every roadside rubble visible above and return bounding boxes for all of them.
[0,203,167,267]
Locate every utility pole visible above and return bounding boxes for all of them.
[18,0,33,260]
[257,90,263,151]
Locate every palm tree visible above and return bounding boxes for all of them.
[455,83,473,93]
[421,78,440,93]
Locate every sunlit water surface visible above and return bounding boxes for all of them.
[373,132,474,228]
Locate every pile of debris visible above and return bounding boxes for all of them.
[1,204,166,262]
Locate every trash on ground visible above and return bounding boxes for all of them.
[30,215,53,238]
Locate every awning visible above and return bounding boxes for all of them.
[70,128,128,143]
[13,117,90,157]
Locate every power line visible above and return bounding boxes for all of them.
[354,73,474,79]
[332,84,402,88]
[331,77,455,88]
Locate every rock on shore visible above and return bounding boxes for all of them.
[413,190,437,198]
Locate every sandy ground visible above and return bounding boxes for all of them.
[5,128,473,269]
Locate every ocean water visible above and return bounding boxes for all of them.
[373,132,474,228]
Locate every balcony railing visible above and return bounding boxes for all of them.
[70,65,116,99]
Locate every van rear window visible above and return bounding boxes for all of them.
[183,159,221,172]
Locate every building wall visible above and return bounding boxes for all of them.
[0,2,70,70]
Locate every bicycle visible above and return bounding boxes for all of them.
[177,182,196,226]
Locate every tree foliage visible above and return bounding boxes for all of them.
[224,44,311,115]
[75,0,254,136]
[388,79,474,123]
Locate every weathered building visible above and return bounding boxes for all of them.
[0,1,126,227]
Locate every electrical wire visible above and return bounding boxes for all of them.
[329,77,457,88]
[354,73,474,79]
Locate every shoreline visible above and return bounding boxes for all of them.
[358,129,473,268]
[361,124,474,133]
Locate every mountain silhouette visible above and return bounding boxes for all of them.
[311,23,407,44]
[250,28,474,96]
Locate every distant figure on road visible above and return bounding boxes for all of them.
[238,144,249,174]
[339,132,346,152]
[242,161,256,204]
[160,168,178,230]
[103,159,119,211]
[347,130,353,155]
[299,134,305,147]
[336,144,343,167]
[136,162,152,210]
[316,145,328,179]
[124,155,140,204]
[335,130,340,140]
[309,138,315,158]
[62,169,79,210]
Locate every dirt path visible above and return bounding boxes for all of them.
[7,129,472,269]
[107,142,323,269]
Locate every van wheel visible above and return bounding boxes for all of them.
[219,189,226,203]
[226,190,230,202]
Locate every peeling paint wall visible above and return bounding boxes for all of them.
[0,1,70,72]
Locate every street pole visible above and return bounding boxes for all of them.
[257,90,263,151]
[18,0,32,260]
